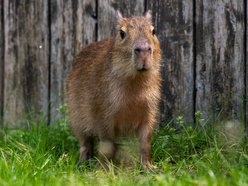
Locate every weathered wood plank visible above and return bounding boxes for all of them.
[195,0,244,120]
[4,0,49,127]
[97,0,145,40]
[0,0,3,128]
[245,0,248,137]
[50,0,96,122]
[147,0,194,122]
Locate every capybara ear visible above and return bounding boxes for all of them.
[145,10,152,20]
[116,10,123,22]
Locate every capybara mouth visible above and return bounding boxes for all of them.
[137,68,148,72]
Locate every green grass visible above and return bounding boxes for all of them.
[0,113,248,186]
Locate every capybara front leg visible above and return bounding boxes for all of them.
[138,125,156,169]
[79,136,94,160]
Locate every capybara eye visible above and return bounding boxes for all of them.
[120,30,126,39]
[152,29,156,36]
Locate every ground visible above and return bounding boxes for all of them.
[0,112,248,186]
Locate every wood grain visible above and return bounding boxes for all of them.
[0,0,3,128]
[97,0,145,40]
[50,0,96,122]
[3,0,49,126]
[147,0,194,122]
[195,0,245,121]
[245,0,248,137]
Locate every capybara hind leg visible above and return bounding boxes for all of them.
[98,140,116,161]
[79,136,94,160]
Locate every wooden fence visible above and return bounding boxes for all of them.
[0,0,247,128]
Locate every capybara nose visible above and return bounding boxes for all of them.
[134,38,152,55]
[134,47,152,55]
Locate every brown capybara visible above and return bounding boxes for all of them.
[66,10,161,169]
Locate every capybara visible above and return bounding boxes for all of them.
[66,10,161,169]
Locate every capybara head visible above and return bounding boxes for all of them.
[111,11,161,77]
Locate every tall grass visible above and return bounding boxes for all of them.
[0,111,248,186]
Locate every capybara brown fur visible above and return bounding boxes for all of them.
[66,10,161,169]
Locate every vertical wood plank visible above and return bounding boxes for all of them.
[50,0,96,122]
[0,0,3,128]
[245,0,248,138]
[4,0,49,127]
[97,0,145,40]
[147,0,194,122]
[195,0,244,121]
